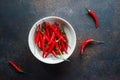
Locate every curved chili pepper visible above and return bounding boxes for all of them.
[80,39,104,55]
[80,39,93,55]
[9,61,25,73]
[86,8,99,28]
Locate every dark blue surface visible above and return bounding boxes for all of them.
[0,0,120,80]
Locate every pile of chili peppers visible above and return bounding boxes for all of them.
[34,21,68,58]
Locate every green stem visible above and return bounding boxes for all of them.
[21,70,27,74]
[56,54,70,62]
[93,40,104,44]
[68,44,71,49]
[85,8,90,12]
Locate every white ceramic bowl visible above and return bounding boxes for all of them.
[28,16,76,64]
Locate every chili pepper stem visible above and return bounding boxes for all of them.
[56,55,70,62]
[86,8,91,12]
[68,44,71,49]
[92,40,104,44]
[21,70,26,74]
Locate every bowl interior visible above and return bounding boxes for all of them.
[28,16,76,64]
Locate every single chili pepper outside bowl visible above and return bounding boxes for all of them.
[28,16,76,64]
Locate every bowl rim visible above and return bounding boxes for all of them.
[28,16,77,64]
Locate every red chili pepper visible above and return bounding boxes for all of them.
[35,25,41,44]
[43,40,56,58]
[48,32,55,45]
[36,32,42,49]
[45,26,50,37]
[41,22,46,30]
[9,61,25,73]
[37,40,41,49]
[51,50,57,57]
[45,35,50,42]
[80,39,104,55]
[54,22,60,33]
[56,43,62,55]
[86,8,99,28]
[41,37,46,57]
[62,33,68,51]
[61,41,68,54]
[35,31,39,44]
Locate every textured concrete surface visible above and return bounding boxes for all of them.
[0,0,120,80]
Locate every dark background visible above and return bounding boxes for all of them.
[0,0,120,80]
